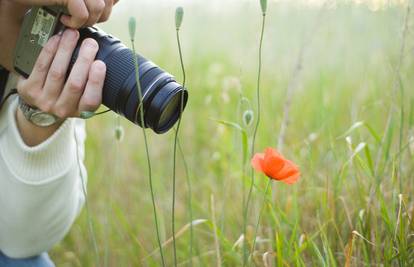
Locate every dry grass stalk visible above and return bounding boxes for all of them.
[211,195,222,267]
[374,2,411,174]
[344,232,355,267]
[277,1,330,152]
[262,251,275,267]
[141,219,207,262]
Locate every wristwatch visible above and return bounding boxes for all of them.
[18,97,60,127]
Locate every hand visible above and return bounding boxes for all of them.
[16,29,106,146]
[18,29,106,118]
[13,0,120,28]
[60,0,120,28]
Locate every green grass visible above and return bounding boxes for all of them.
[50,1,413,266]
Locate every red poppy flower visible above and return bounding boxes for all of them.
[251,147,300,184]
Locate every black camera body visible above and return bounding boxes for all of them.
[14,6,188,134]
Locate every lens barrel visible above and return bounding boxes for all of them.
[72,27,188,134]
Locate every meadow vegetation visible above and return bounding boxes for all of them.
[51,0,413,266]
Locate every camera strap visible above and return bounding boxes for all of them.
[0,66,12,110]
[0,66,9,102]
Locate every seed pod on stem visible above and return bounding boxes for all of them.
[128,17,136,41]
[114,125,124,142]
[175,7,184,30]
[80,111,95,119]
[260,0,267,14]
[243,110,254,127]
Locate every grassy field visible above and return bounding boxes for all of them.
[50,0,413,266]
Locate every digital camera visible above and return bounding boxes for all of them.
[14,6,188,134]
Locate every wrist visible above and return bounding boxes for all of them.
[18,97,62,127]
[16,106,64,147]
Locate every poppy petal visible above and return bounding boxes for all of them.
[251,153,265,172]
[263,148,285,179]
[264,147,283,159]
[277,160,300,180]
[281,172,300,184]
[251,147,301,184]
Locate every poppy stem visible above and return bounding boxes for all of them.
[250,180,271,256]
[171,8,186,266]
[178,137,193,267]
[130,29,166,267]
[244,10,267,267]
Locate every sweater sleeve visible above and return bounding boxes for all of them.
[0,97,87,258]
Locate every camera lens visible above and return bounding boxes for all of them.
[73,27,188,134]
[147,82,187,133]
[159,92,181,127]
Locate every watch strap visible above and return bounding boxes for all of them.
[18,97,59,127]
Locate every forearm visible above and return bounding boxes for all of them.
[0,99,87,258]
[0,1,65,146]
[1,0,106,145]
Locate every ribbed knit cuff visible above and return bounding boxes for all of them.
[0,98,76,185]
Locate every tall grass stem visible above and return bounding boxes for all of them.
[374,3,410,176]
[74,129,101,266]
[250,180,271,256]
[277,1,327,152]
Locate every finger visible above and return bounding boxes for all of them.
[84,0,106,26]
[40,29,79,110]
[17,35,61,105]
[60,0,89,28]
[25,34,61,90]
[98,0,113,22]
[54,38,99,118]
[78,60,106,113]
[16,76,38,106]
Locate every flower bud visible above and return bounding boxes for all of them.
[80,111,96,119]
[114,125,124,141]
[175,7,184,29]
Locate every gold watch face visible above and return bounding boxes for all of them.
[30,111,58,127]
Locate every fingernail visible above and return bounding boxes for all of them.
[95,60,106,71]
[83,38,98,50]
[91,61,106,77]
[64,29,79,40]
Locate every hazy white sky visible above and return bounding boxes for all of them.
[120,0,407,10]
[133,0,406,5]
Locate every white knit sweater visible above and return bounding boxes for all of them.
[0,75,86,258]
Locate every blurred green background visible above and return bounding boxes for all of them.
[51,0,413,266]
